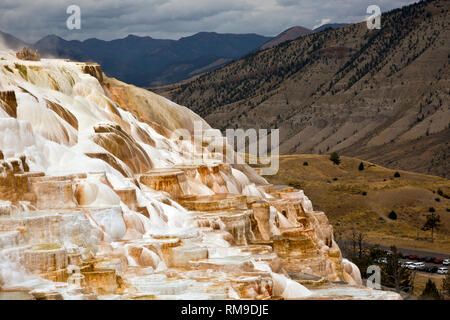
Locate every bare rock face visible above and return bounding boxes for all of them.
[16,47,41,61]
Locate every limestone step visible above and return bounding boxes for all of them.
[129,274,195,296]
[0,211,90,245]
[0,231,24,249]
[272,236,319,259]
[28,173,87,183]
[178,194,248,212]
[189,256,255,273]
[192,209,253,246]
[0,201,13,216]
[29,177,77,210]
[166,245,209,268]
[81,269,118,295]
[23,244,67,273]
[139,169,186,198]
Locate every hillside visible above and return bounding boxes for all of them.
[260,26,313,50]
[314,23,349,32]
[265,154,450,253]
[158,0,450,178]
[0,31,27,50]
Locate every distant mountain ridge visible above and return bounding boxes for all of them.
[1,31,271,87]
[0,31,28,50]
[0,24,350,87]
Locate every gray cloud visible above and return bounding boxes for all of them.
[0,0,418,43]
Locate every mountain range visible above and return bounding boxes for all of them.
[0,23,350,87]
[156,0,450,178]
[0,30,271,87]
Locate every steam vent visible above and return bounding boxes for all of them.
[0,49,400,300]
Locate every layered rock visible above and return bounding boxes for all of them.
[0,49,399,300]
[16,47,41,62]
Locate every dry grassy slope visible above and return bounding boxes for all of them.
[265,154,450,253]
[158,0,450,177]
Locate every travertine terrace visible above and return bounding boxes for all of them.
[0,49,400,300]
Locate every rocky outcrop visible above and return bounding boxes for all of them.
[0,51,399,300]
[16,47,41,61]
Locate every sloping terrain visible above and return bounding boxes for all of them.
[260,26,313,50]
[266,154,450,253]
[0,31,27,50]
[314,23,349,32]
[158,0,450,178]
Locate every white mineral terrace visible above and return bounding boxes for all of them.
[0,49,400,300]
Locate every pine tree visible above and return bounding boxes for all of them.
[330,152,341,165]
[388,211,397,220]
[381,246,414,293]
[358,162,364,171]
[422,213,441,242]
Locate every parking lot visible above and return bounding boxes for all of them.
[377,253,449,274]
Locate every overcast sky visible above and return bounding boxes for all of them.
[0,0,418,43]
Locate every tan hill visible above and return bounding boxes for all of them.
[265,154,450,253]
[260,26,314,50]
[157,0,450,178]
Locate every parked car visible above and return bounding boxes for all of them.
[404,261,414,269]
[433,258,443,264]
[416,256,425,262]
[417,265,428,272]
[424,257,435,263]
[443,259,450,266]
[407,262,423,270]
[407,255,419,260]
[437,267,448,274]
[427,266,438,273]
